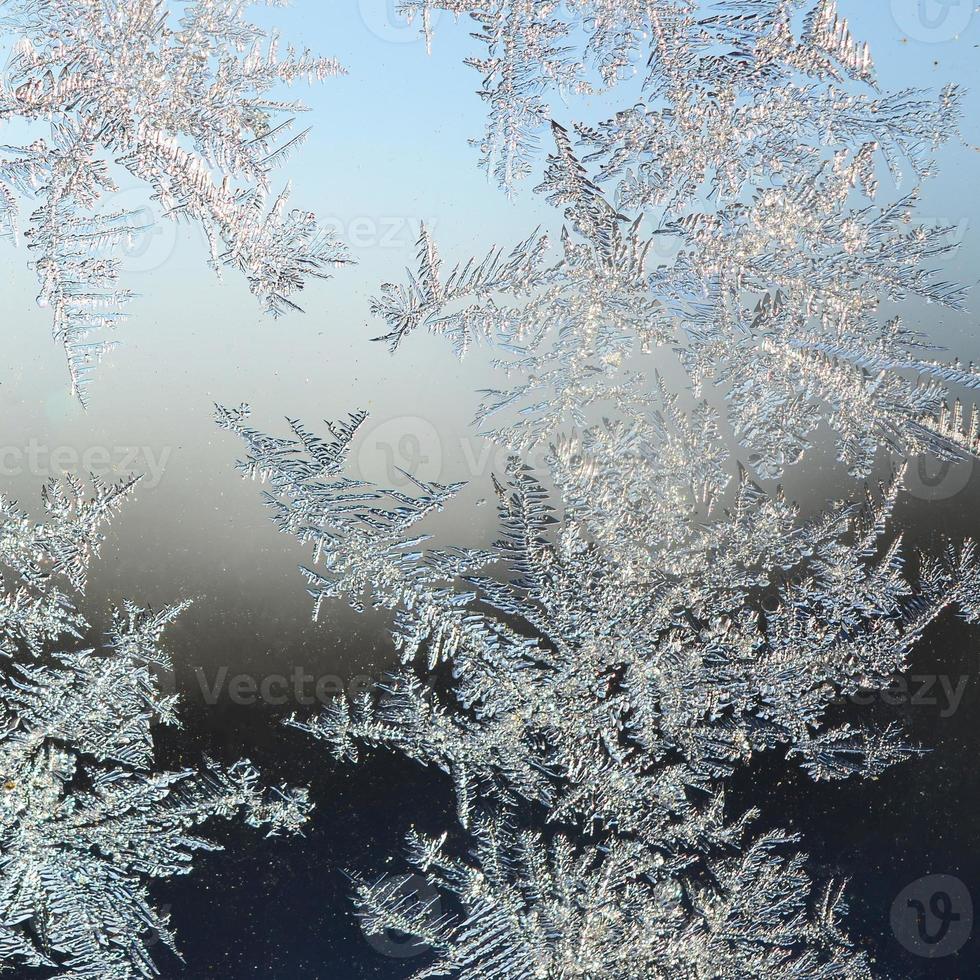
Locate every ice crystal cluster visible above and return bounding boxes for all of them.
[379,3,973,486]
[400,0,941,194]
[0,0,347,403]
[219,409,978,977]
[0,476,310,977]
[221,2,980,977]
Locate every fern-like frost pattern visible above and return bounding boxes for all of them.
[0,0,348,402]
[0,477,310,977]
[220,3,980,975]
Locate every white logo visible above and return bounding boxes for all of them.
[97,187,179,275]
[358,0,439,44]
[892,0,975,42]
[356,415,444,486]
[903,454,974,502]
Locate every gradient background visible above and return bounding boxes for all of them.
[2,2,980,977]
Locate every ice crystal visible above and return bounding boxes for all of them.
[403,1,952,192]
[373,125,973,496]
[398,0,656,189]
[0,478,310,977]
[218,3,980,976]
[221,404,980,796]
[0,0,348,403]
[220,398,980,974]
[0,474,136,657]
[385,2,971,493]
[355,813,872,979]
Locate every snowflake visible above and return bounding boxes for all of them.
[0,478,310,977]
[0,0,348,403]
[220,400,980,974]
[215,3,978,976]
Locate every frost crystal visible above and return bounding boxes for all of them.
[399,0,657,189]
[374,124,972,490]
[219,396,980,974]
[355,815,871,979]
[0,474,135,657]
[219,4,980,974]
[0,477,310,977]
[0,0,348,402]
[402,1,955,193]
